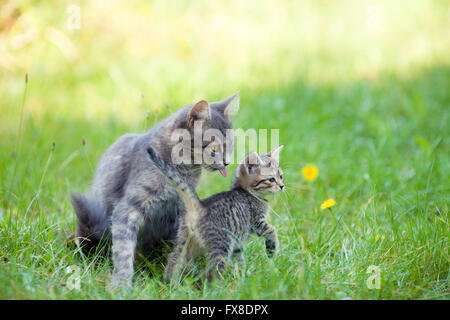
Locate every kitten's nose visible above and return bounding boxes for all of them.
[224,160,230,166]
[280,185,284,190]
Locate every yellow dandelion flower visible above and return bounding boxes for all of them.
[153,106,159,113]
[302,165,319,182]
[320,198,336,210]
[375,234,385,241]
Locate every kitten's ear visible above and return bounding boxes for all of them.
[188,100,211,126]
[245,151,263,174]
[265,145,284,163]
[214,91,240,118]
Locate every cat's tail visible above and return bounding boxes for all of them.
[69,193,111,254]
[146,147,202,227]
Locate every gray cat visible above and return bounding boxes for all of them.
[71,92,240,288]
[146,145,284,283]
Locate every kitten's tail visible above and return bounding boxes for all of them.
[146,147,202,227]
[70,193,111,254]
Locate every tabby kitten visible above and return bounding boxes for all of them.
[146,145,284,282]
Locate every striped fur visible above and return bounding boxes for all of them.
[147,146,284,283]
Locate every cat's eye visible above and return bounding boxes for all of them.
[268,177,276,183]
[280,175,283,180]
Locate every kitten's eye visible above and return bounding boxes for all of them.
[280,175,283,180]
[268,177,276,183]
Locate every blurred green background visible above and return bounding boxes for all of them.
[0,0,448,299]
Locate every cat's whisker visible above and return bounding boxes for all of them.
[280,191,292,213]
[284,184,311,191]
[283,186,297,193]
[269,191,292,221]
[282,188,293,198]
[268,204,281,219]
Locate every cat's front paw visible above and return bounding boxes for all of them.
[107,274,132,291]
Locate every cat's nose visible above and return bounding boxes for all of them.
[280,185,284,190]
[224,160,230,166]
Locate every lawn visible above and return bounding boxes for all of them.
[0,0,448,299]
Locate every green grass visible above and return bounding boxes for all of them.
[0,0,449,299]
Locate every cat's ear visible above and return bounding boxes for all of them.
[245,151,263,174]
[265,145,284,163]
[214,91,240,118]
[188,100,211,126]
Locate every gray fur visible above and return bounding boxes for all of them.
[71,193,110,252]
[147,146,284,283]
[71,93,239,288]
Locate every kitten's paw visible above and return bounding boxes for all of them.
[265,236,279,257]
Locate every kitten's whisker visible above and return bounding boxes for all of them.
[282,186,297,193]
[284,184,311,191]
[282,188,293,198]
[280,191,292,213]
[270,192,292,220]
[267,204,281,218]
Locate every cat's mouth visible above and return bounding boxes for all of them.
[205,165,228,177]
[218,167,227,177]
